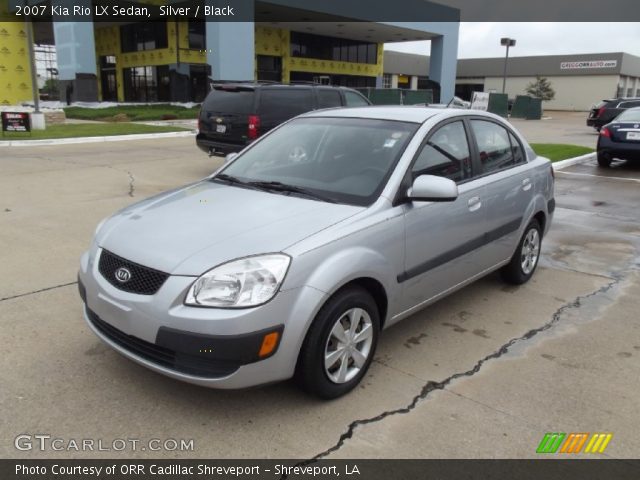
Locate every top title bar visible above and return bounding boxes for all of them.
[2,0,640,22]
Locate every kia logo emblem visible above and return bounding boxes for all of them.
[114,267,132,283]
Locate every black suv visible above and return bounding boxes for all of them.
[196,83,371,156]
[587,98,640,130]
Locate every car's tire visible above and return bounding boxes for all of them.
[597,152,612,168]
[501,219,542,285]
[295,286,380,399]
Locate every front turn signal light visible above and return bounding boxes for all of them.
[259,332,280,358]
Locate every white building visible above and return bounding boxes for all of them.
[383,51,640,111]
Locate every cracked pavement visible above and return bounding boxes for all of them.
[1,134,639,459]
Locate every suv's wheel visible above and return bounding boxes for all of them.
[501,219,542,285]
[597,152,612,168]
[295,286,379,399]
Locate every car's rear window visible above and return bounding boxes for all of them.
[615,109,640,122]
[205,87,255,114]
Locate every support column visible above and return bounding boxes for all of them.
[205,0,254,81]
[429,24,459,103]
[410,75,418,90]
[391,74,399,89]
[52,0,97,102]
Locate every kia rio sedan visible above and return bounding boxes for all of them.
[78,107,555,398]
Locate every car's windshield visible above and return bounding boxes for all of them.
[615,109,640,122]
[215,117,418,205]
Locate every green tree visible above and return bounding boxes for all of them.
[525,76,555,101]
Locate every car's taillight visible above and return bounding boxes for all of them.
[197,113,201,133]
[248,115,260,140]
[600,127,611,138]
[596,106,606,117]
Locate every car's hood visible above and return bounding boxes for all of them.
[97,181,363,275]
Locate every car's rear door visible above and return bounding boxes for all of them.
[200,85,256,147]
[466,118,533,267]
[398,118,488,312]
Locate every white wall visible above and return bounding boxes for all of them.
[482,75,620,111]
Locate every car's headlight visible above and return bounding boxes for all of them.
[185,254,291,308]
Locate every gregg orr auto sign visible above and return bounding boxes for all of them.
[561,60,617,70]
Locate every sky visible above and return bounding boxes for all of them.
[385,23,640,59]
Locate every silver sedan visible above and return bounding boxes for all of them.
[78,107,554,398]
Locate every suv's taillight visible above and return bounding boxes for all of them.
[248,115,260,140]
[596,106,606,118]
[600,127,611,138]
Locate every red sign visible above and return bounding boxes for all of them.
[1,111,31,132]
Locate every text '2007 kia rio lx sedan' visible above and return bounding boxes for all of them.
[78,107,555,399]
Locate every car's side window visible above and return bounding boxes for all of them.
[317,89,342,108]
[411,121,471,183]
[471,120,519,175]
[344,91,370,107]
[509,132,526,165]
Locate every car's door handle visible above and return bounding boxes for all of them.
[522,178,532,191]
[468,196,482,212]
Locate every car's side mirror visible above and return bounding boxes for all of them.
[406,174,458,202]
[225,153,238,164]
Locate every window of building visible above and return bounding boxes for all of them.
[290,32,378,64]
[188,20,205,50]
[412,121,471,183]
[123,65,170,102]
[382,74,392,88]
[120,21,168,53]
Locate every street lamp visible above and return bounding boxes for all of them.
[500,37,516,94]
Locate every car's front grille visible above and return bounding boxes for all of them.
[86,308,240,378]
[98,249,168,295]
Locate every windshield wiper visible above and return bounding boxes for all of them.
[213,173,247,186]
[248,181,336,203]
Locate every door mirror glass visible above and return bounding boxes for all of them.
[225,153,238,164]
[407,174,458,202]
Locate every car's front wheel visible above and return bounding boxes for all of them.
[501,219,542,285]
[295,286,380,399]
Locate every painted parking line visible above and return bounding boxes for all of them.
[555,171,640,183]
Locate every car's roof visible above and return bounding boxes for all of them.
[210,82,359,91]
[302,105,490,124]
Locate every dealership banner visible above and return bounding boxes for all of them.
[561,60,618,70]
[3,460,640,480]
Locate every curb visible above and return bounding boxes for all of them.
[552,152,595,171]
[0,130,196,147]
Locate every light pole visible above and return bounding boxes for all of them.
[500,37,516,94]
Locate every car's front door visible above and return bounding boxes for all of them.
[398,119,488,313]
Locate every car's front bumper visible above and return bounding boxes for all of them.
[78,249,326,389]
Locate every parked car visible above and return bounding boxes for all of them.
[79,107,554,398]
[596,106,640,167]
[196,83,371,156]
[587,97,640,131]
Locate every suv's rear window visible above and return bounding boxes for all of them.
[205,87,255,114]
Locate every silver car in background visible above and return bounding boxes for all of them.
[78,107,555,398]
